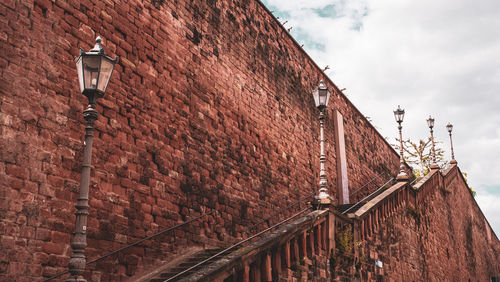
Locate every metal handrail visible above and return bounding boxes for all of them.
[165,206,312,282]
[350,172,388,196]
[410,176,420,186]
[246,192,315,233]
[342,177,394,215]
[44,209,218,281]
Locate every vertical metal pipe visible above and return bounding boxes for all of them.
[449,131,456,164]
[429,127,440,170]
[317,110,329,199]
[396,124,408,180]
[430,128,436,164]
[67,104,98,282]
[398,125,404,169]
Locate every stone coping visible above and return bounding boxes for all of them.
[412,168,439,191]
[351,181,406,219]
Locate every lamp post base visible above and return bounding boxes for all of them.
[430,163,440,170]
[66,276,87,282]
[312,196,332,210]
[396,172,409,181]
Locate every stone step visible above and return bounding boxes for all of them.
[159,270,195,279]
[148,248,225,282]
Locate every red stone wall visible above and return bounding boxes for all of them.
[356,166,500,280]
[0,0,401,280]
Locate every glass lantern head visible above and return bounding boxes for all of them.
[446,123,453,133]
[75,36,117,102]
[393,105,405,123]
[427,115,435,129]
[312,80,330,110]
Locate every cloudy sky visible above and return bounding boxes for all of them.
[261,0,500,235]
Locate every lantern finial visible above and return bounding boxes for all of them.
[90,36,104,54]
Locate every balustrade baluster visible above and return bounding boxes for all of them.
[243,264,250,282]
[301,232,307,260]
[263,253,272,282]
[251,260,261,282]
[377,208,380,228]
[309,230,315,257]
[273,247,282,277]
[315,224,322,256]
[285,241,291,269]
[293,238,300,266]
[368,213,373,237]
[361,219,365,240]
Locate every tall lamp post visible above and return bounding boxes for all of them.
[446,123,457,164]
[312,80,331,202]
[426,115,439,170]
[393,106,408,181]
[68,37,117,282]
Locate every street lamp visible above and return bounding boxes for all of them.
[426,115,439,170]
[68,36,117,282]
[312,80,331,201]
[446,123,457,164]
[393,105,408,181]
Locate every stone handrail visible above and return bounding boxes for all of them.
[347,181,409,240]
[180,209,333,281]
[412,168,441,204]
[443,164,459,188]
[347,165,458,241]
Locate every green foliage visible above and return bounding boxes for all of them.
[393,137,476,197]
[335,225,360,253]
[393,137,447,177]
[461,172,476,197]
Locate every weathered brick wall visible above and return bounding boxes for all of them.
[355,166,500,280]
[0,0,401,280]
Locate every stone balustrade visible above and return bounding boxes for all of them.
[412,168,442,205]
[348,181,409,240]
[180,209,334,282]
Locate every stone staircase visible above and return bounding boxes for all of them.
[138,179,400,282]
[139,178,409,281]
[132,164,496,281]
[145,248,224,282]
[162,209,332,282]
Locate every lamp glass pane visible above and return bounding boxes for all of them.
[76,56,84,93]
[319,91,327,106]
[312,89,320,108]
[325,90,330,107]
[83,56,101,90]
[427,118,434,128]
[97,57,115,93]
[394,110,404,122]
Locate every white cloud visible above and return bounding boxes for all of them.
[265,0,340,11]
[262,0,500,232]
[476,189,500,236]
